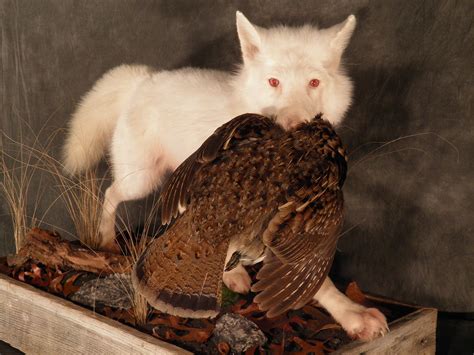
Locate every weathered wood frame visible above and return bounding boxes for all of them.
[334,307,437,354]
[0,273,436,354]
[0,273,190,354]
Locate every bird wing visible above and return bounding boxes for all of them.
[160,113,276,224]
[252,184,344,318]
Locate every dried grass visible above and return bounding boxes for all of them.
[44,164,105,249]
[0,130,46,252]
[116,196,164,326]
[0,129,105,249]
[0,143,33,252]
[1,126,154,324]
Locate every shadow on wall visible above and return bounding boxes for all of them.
[333,60,472,311]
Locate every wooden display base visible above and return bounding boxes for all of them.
[334,307,436,354]
[0,273,188,355]
[0,272,436,355]
[0,229,437,354]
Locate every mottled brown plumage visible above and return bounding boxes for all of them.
[132,113,347,318]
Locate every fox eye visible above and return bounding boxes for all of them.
[309,79,320,88]
[268,78,280,87]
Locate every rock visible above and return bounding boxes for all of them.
[71,273,133,309]
[211,313,267,353]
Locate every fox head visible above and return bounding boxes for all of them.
[234,12,356,129]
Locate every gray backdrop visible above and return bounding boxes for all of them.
[0,0,472,312]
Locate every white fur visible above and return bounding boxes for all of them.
[62,14,387,339]
[62,12,357,249]
[222,241,253,294]
[313,278,389,340]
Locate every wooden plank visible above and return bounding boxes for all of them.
[0,273,189,355]
[334,308,437,355]
[0,272,437,355]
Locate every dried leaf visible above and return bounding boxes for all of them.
[105,307,136,326]
[217,341,230,354]
[49,273,66,294]
[149,312,214,344]
[292,336,325,355]
[345,281,366,304]
[62,272,84,296]
[3,234,396,354]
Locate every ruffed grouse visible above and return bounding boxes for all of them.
[132,113,347,318]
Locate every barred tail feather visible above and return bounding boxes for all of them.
[131,222,229,318]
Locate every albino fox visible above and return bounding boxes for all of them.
[64,12,356,249]
[63,12,387,340]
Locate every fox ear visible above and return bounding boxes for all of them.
[236,11,261,62]
[327,15,356,69]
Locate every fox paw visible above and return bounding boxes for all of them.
[223,266,251,294]
[342,307,389,341]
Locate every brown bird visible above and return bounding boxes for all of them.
[132,113,347,319]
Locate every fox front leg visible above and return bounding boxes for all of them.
[313,277,389,341]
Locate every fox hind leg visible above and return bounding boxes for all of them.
[99,163,169,252]
[98,183,122,251]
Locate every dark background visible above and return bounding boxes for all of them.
[0,0,473,351]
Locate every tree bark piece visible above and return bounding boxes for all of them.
[71,274,134,309]
[7,228,132,274]
[211,313,267,353]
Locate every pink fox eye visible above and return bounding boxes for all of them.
[268,78,280,87]
[309,79,320,88]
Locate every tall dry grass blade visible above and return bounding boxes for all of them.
[17,133,154,323]
[38,155,106,249]
[113,194,164,326]
[1,125,153,324]
[0,133,43,252]
[62,168,104,248]
[2,128,107,250]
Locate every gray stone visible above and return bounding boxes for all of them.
[71,273,133,309]
[211,313,267,353]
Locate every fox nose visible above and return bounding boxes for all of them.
[276,106,309,130]
[279,116,303,130]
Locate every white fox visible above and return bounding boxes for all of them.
[63,12,388,340]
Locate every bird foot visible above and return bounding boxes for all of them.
[223,265,251,294]
[341,307,389,341]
